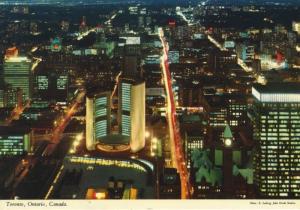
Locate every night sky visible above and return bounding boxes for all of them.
[1,0,300,5]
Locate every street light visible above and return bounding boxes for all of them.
[76,133,83,141]
[145,130,151,138]
[73,141,80,147]
[152,137,158,143]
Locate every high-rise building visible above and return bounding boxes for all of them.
[180,114,206,169]
[3,87,23,108]
[85,77,145,153]
[86,92,111,151]
[118,78,145,152]
[123,55,138,78]
[35,67,69,104]
[3,54,32,103]
[250,83,300,198]
[121,37,141,77]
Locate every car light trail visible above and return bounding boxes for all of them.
[176,9,191,25]
[52,90,86,144]
[77,28,97,41]
[158,27,191,199]
[237,58,253,72]
[206,33,253,72]
[31,56,42,72]
[207,34,228,52]
[5,100,31,125]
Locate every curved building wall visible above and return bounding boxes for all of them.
[86,97,95,151]
[130,82,145,152]
[94,93,111,141]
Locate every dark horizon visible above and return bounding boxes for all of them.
[1,0,300,6]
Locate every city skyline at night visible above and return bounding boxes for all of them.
[0,0,299,206]
[1,0,300,5]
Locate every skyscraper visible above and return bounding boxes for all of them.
[85,78,145,153]
[3,54,32,103]
[118,78,145,152]
[250,83,300,198]
[86,91,111,151]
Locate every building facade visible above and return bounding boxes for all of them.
[3,56,32,102]
[86,92,111,151]
[250,83,300,198]
[118,78,145,152]
[0,127,31,156]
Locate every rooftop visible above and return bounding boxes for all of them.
[55,156,155,199]
[4,56,31,63]
[0,126,31,135]
[253,83,300,94]
[98,134,130,145]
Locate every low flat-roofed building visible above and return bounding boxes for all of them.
[50,156,155,199]
[0,126,32,156]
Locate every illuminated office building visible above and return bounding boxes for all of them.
[3,88,23,108]
[0,126,31,156]
[35,67,69,104]
[118,78,145,152]
[86,92,111,151]
[181,114,206,169]
[250,83,300,198]
[86,78,145,153]
[3,54,32,102]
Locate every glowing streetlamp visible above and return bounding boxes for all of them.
[73,141,80,147]
[152,137,158,143]
[76,133,83,141]
[145,130,151,138]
